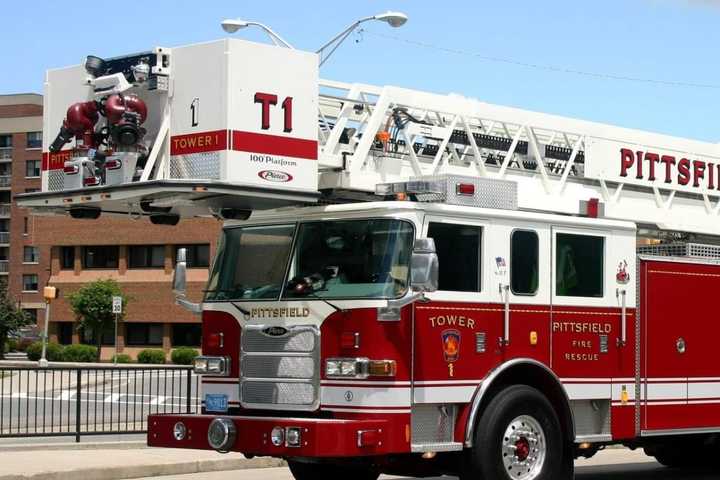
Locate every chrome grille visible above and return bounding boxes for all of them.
[242,356,315,379]
[242,328,315,353]
[242,381,316,406]
[240,324,319,411]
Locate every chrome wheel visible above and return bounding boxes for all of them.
[501,414,546,480]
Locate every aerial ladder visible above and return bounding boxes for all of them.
[19,37,720,238]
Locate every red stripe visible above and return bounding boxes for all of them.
[170,130,228,156]
[42,151,73,171]
[232,130,317,160]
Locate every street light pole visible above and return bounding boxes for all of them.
[315,11,408,67]
[220,19,294,48]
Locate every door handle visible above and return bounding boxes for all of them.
[499,284,510,347]
[616,288,627,347]
[676,337,686,354]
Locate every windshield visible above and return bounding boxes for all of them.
[205,224,295,301]
[204,219,414,302]
[284,219,414,300]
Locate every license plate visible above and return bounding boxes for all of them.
[205,394,229,412]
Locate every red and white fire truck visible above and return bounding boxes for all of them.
[19,36,720,480]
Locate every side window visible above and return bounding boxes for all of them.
[427,222,482,292]
[511,230,539,295]
[556,233,604,297]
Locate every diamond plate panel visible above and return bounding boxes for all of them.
[169,152,220,179]
[637,242,720,259]
[411,404,457,444]
[48,171,64,192]
[406,174,518,209]
[570,399,611,437]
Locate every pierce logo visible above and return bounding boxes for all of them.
[262,326,288,337]
[258,170,293,182]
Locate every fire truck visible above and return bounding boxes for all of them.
[18,36,720,480]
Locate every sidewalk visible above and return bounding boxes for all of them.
[0,442,284,480]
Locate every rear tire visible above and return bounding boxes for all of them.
[288,460,379,480]
[462,385,569,480]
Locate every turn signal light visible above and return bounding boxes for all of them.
[368,360,396,377]
[83,176,100,186]
[63,164,79,175]
[326,358,396,379]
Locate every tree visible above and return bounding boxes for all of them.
[68,279,127,362]
[0,280,30,360]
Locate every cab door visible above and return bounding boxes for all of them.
[413,216,497,396]
[550,226,637,439]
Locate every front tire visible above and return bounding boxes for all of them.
[463,385,568,480]
[288,460,379,480]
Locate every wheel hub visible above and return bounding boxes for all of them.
[501,415,546,480]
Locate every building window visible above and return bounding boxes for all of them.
[25,160,41,178]
[25,188,40,193]
[23,309,38,324]
[511,230,539,295]
[83,246,119,269]
[172,324,201,347]
[23,246,39,263]
[61,246,75,269]
[23,217,28,235]
[22,274,38,292]
[126,323,164,346]
[58,323,74,345]
[26,132,42,149]
[0,134,11,148]
[175,244,210,268]
[129,245,165,268]
[81,324,115,346]
[556,233,605,297]
[427,222,482,292]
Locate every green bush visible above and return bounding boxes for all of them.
[137,349,166,364]
[62,344,97,363]
[111,353,133,364]
[5,339,17,352]
[171,347,198,365]
[26,342,64,362]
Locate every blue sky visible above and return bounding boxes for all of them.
[4,0,720,141]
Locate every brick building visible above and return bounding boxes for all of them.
[2,93,222,360]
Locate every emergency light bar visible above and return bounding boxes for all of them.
[376,175,518,210]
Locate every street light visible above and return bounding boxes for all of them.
[220,19,294,49]
[316,11,408,67]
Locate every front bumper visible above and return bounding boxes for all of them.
[148,414,406,457]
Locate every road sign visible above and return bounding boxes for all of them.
[112,296,122,314]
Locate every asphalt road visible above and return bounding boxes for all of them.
[0,369,200,435]
[133,450,720,480]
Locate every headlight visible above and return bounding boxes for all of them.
[173,422,187,440]
[193,356,229,376]
[208,417,236,452]
[325,358,396,379]
[285,427,302,447]
[271,426,285,446]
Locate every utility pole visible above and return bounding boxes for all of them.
[39,286,58,368]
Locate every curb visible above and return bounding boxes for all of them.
[0,456,286,480]
[0,441,146,452]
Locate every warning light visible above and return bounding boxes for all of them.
[456,183,475,196]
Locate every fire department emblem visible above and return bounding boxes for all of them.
[441,329,461,363]
[616,260,630,284]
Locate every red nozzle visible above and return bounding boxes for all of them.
[105,94,147,125]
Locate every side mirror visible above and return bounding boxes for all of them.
[410,238,438,293]
[173,248,188,297]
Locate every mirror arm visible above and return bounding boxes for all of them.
[377,290,428,321]
[176,295,202,314]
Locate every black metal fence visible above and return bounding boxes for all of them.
[0,366,200,441]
